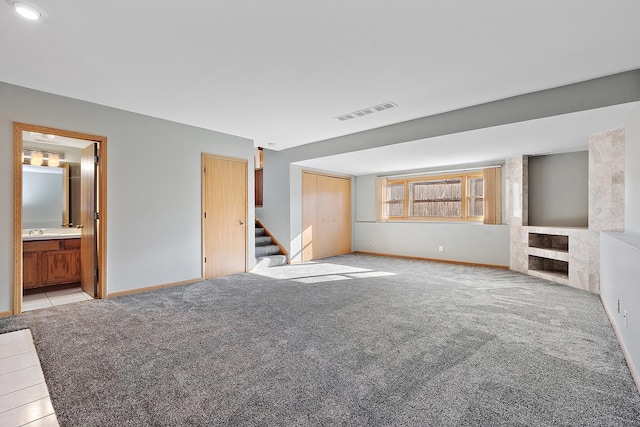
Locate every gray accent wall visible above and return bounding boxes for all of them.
[528,151,589,227]
[0,82,255,312]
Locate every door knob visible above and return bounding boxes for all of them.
[239,220,245,226]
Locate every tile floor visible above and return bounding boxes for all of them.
[22,288,92,312]
[0,329,58,426]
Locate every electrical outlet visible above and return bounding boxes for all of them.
[368,240,373,246]
[438,246,444,252]
[446,247,452,253]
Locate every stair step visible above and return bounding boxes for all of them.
[255,244,281,257]
[254,255,288,269]
[255,227,265,237]
[255,235,273,246]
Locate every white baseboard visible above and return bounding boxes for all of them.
[600,295,640,395]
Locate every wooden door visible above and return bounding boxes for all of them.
[330,177,352,256]
[302,173,318,261]
[302,172,351,261]
[317,174,334,259]
[203,155,247,278]
[80,144,97,297]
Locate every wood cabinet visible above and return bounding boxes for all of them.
[302,172,351,261]
[23,239,81,289]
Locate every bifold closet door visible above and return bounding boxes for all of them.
[302,172,351,261]
[302,172,318,261]
[329,176,351,256]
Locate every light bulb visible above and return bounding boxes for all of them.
[30,152,43,166]
[48,153,60,167]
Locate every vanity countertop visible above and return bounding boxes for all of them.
[22,229,82,241]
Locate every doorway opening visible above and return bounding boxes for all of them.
[13,123,107,315]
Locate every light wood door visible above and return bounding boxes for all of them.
[302,172,351,261]
[330,176,352,256]
[302,172,318,261]
[317,174,334,260]
[203,155,247,278]
[80,144,97,297]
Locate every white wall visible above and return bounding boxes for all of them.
[0,82,255,312]
[626,107,640,235]
[255,148,292,252]
[599,105,640,388]
[600,232,640,386]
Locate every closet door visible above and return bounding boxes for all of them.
[302,172,318,262]
[302,172,351,261]
[330,176,351,256]
[317,174,334,260]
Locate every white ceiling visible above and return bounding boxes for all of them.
[1,0,640,156]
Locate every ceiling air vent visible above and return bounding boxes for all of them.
[336,102,397,121]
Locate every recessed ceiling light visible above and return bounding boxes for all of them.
[13,2,40,20]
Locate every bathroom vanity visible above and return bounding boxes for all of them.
[23,231,81,289]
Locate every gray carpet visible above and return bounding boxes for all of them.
[1,254,639,426]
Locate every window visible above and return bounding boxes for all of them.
[467,176,484,218]
[408,178,463,218]
[379,168,502,223]
[385,182,404,217]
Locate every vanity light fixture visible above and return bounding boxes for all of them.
[13,2,40,20]
[22,149,65,166]
[30,151,43,166]
[47,153,60,167]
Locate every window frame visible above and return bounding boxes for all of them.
[386,171,484,222]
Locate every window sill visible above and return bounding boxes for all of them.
[367,219,491,225]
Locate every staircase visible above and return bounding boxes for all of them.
[254,220,288,269]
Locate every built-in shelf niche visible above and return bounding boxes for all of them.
[528,254,569,279]
[528,233,568,252]
[527,231,571,282]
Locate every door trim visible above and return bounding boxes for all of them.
[201,153,248,279]
[13,122,108,315]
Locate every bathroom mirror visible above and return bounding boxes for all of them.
[22,164,69,229]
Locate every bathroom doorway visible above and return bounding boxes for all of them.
[13,123,107,315]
